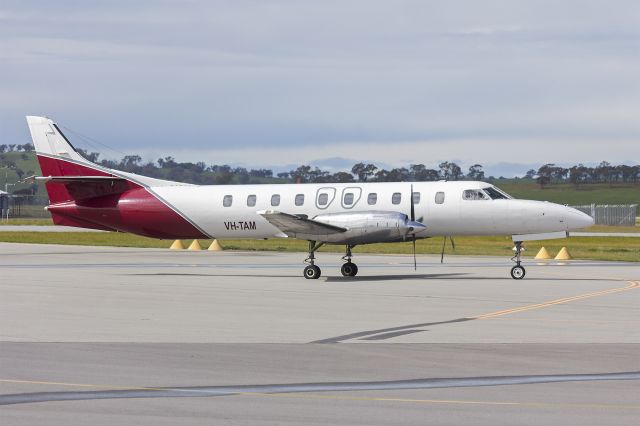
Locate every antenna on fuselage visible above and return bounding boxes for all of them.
[440,236,456,264]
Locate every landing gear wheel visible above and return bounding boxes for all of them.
[510,265,525,280]
[304,265,321,279]
[341,262,358,277]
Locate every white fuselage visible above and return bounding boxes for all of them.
[150,180,593,241]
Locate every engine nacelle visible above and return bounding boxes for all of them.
[313,211,425,244]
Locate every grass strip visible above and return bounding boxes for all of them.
[0,232,637,262]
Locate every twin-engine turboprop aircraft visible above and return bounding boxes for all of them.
[26,116,594,279]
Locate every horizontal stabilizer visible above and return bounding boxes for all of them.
[259,210,347,238]
[36,176,126,183]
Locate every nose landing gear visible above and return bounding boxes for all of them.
[510,241,526,279]
[341,245,358,277]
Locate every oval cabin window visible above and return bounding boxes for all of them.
[343,192,354,206]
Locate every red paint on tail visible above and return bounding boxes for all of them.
[37,155,207,239]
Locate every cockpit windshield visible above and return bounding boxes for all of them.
[482,186,511,200]
[462,189,489,200]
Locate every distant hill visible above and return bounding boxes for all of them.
[0,151,42,195]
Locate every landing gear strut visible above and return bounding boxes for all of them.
[341,245,358,277]
[510,241,526,280]
[303,240,324,279]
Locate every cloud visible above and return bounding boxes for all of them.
[1,0,639,177]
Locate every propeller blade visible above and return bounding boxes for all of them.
[450,236,456,250]
[410,184,415,221]
[440,236,446,263]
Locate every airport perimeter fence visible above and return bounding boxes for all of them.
[570,204,638,226]
[1,195,50,220]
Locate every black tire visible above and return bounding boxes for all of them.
[304,265,321,279]
[510,265,526,280]
[341,262,358,277]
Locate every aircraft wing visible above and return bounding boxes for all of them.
[258,210,347,238]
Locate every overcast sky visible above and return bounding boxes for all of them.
[1,0,639,176]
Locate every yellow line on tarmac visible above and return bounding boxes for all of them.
[473,281,639,320]
[242,391,640,410]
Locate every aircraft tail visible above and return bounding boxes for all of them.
[25,116,206,238]
[26,115,140,207]
[26,116,110,178]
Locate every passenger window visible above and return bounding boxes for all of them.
[367,193,377,205]
[392,192,401,205]
[295,194,305,206]
[318,193,328,206]
[271,194,280,207]
[435,192,445,204]
[247,194,256,207]
[412,192,421,204]
[223,195,233,207]
[343,192,354,206]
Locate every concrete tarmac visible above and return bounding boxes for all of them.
[0,243,639,425]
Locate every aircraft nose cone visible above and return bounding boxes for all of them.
[565,207,595,229]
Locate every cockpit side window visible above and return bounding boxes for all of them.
[462,189,489,200]
[482,186,511,200]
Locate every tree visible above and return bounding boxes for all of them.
[351,163,378,182]
[387,167,410,181]
[524,169,536,179]
[569,164,589,188]
[373,169,390,182]
[467,164,485,180]
[409,164,439,181]
[119,155,142,170]
[249,169,273,178]
[536,164,555,188]
[595,161,612,184]
[290,165,312,183]
[438,161,463,180]
[76,149,101,163]
[330,172,355,183]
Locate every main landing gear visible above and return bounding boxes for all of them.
[302,242,359,279]
[510,241,526,280]
[303,240,324,279]
[341,245,358,277]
